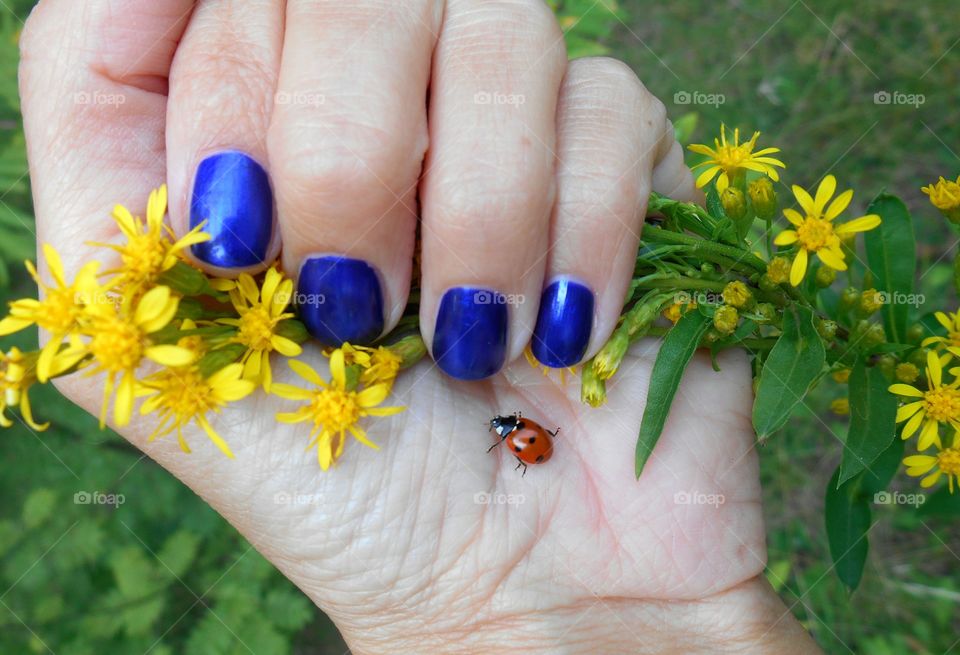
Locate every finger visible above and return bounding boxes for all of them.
[20,0,195,282]
[166,0,284,273]
[652,137,698,202]
[268,1,439,346]
[419,0,567,380]
[530,57,675,367]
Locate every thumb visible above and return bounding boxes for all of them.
[19,0,195,276]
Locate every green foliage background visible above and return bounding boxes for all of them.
[1,1,958,653]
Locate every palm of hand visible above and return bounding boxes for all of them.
[59,339,765,640]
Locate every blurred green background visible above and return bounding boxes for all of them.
[1,1,958,653]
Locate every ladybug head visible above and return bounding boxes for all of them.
[489,413,520,438]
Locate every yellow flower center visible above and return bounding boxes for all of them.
[923,386,960,423]
[238,307,276,352]
[938,447,960,475]
[796,217,837,252]
[310,388,361,433]
[121,233,168,283]
[89,315,145,372]
[152,368,214,418]
[714,143,756,172]
[36,287,82,333]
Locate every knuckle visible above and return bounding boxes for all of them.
[431,172,547,238]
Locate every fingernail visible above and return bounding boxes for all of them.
[531,278,594,368]
[190,151,274,268]
[297,255,384,346]
[433,287,508,380]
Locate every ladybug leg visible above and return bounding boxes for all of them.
[514,457,527,476]
[486,440,501,453]
[547,427,560,438]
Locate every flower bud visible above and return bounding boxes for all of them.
[906,323,925,344]
[831,368,850,383]
[720,187,747,221]
[722,280,753,309]
[878,354,896,379]
[864,323,886,348]
[755,302,776,323]
[921,175,960,224]
[713,305,739,335]
[858,289,884,316]
[908,347,928,368]
[839,287,860,311]
[830,398,850,415]
[748,176,777,220]
[817,319,838,341]
[895,362,919,383]
[763,256,791,286]
[386,334,427,370]
[594,331,629,380]
[581,363,607,407]
[815,266,836,288]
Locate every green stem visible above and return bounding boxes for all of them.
[642,226,766,275]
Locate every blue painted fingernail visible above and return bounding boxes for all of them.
[297,255,384,346]
[433,287,508,380]
[190,151,273,268]
[531,278,594,368]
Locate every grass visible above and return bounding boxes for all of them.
[1,0,958,653]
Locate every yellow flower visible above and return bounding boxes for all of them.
[94,185,209,294]
[361,346,403,387]
[889,350,960,451]
[904,444,960,492]
[272,351,404,470]
[83,285,194,427]
[663,299,696,324]
[0,347,77,430]
[922,310,960,350]
[830,398,850,415]
[859,289,884,315]
[218,266,302,391]
[713,305,739,335]
[773,175,881,286]
[688,124,785,192]
[764,256,791,286]
[138,362,254,458]
[921,175,960,223]
[0,244,100,382]
[523,345,578,385]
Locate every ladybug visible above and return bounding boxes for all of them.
[488,412,558,475]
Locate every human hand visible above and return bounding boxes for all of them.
[19,1,818,652]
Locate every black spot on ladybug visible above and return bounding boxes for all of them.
[517,421,526,429]
[514,446,522,453]
[536,455,544,463]
[528,436,536,444]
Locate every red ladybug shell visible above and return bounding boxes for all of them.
[506,420,554,465]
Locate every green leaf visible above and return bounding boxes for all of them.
[825,467,871,592]
[157,531,199,579]
[838,358,898,485]
[864,193,915,344]
[752,305,825,439]
[635,311,711,477]
[22,488,56,528]
[672,111,698,145]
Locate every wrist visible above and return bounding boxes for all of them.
[339,576,820,655]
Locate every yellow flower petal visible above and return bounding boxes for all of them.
[774,230,798,245]
[783,208,804,226]
[825,189,853,220]
[835,214,881,235]
[145,345,195,367]
[889,383,924,398]
[792,184,816,216]
[289,359,323,386]
[817,248,847,271]
[789,249,808,286]
[896,401,924,422]
[814,175,836,214]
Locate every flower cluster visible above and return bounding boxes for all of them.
[0,185,409,466]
